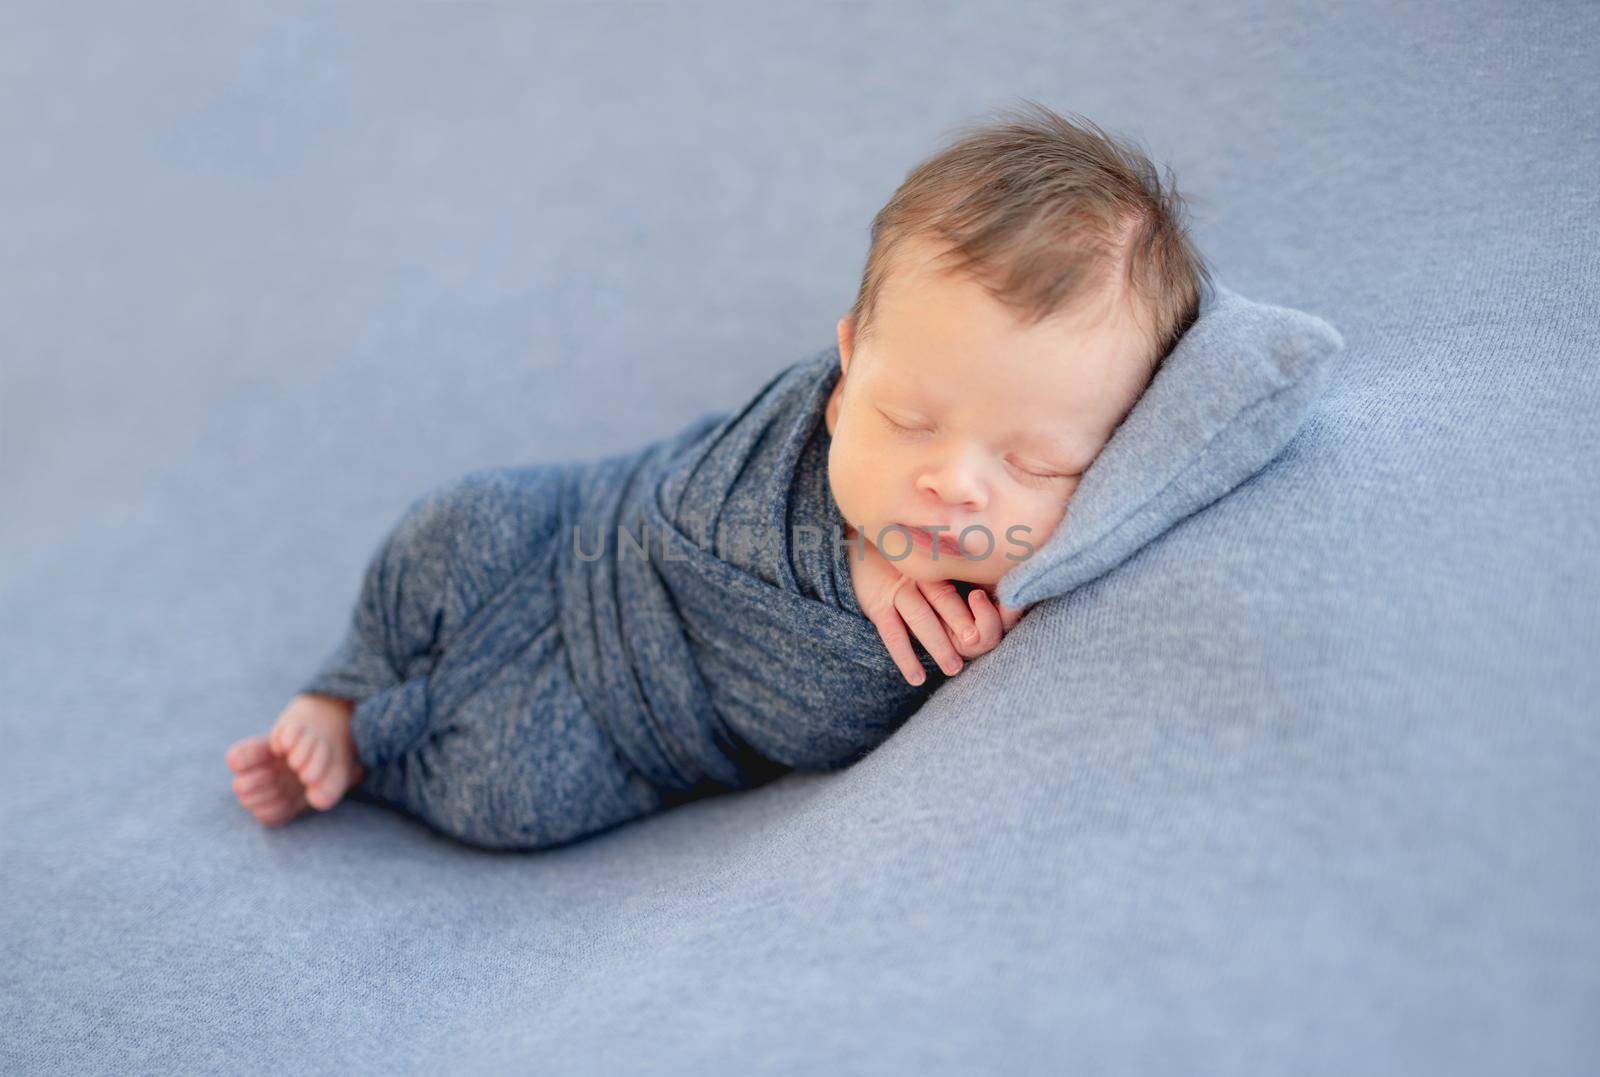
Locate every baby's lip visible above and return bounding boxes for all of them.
[900,523,965,556]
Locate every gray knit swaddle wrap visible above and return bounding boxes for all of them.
[556,347,947,794]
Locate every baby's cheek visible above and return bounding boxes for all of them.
[828,445,875,517]
[1026,506,1065,543]
[985,505,1060,568]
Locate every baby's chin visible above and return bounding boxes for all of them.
[883,546,1010,587]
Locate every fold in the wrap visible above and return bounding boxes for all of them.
[555,347,948,794]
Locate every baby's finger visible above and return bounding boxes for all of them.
[916,578,980,653]
[871,610,929,686]
[895,588,964,677]
[967,588,1003,648]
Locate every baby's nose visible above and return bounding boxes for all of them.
[918,464,986,510]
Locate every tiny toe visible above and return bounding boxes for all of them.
[240,787,279,810]
[288,733,315,771]
[303,740,331,786]
[233,771,274,797]
[260,788,307,824]
[241,781,288,809]
[306,778,340,811]
[226,737,271,772]
[274,768,304,798]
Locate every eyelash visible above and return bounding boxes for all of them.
[878,412,923,436]
[1013,467,1064,487]
[877,412,1069,484]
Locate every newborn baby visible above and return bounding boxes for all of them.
[225,102,1209,850]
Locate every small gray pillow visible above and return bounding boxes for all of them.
[996,282,1345,609]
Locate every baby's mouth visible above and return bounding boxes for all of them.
[901,523,966,558]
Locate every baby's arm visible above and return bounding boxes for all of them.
[844,524,1026,686]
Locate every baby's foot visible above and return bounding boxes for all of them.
[225,693,367,827]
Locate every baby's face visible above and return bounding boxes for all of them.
[825,236,1157,589]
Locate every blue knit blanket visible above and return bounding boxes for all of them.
[555,347,947,795]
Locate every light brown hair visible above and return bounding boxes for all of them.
[848,99,1212,375]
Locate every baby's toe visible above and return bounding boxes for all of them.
[288,731,320,774]
[240,773,295,812]
[305,780,337,811]
[238,784,283,810]
[307,756,362,812]
[225,736,272,773]
[232,769,278,798]
[272,719,306,757]
[260,809,299,828]
[254,799,300,826]
[301,740,331,786]
[252,781,307,824]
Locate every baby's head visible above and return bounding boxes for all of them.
[825,101,1212,589]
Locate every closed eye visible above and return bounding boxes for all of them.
[880,411,1075,484]
[1008,459,1075,484]
[877,411,926,435]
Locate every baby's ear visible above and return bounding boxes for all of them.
[836,313,856,374]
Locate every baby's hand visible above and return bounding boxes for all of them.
[845,526,1027,686]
